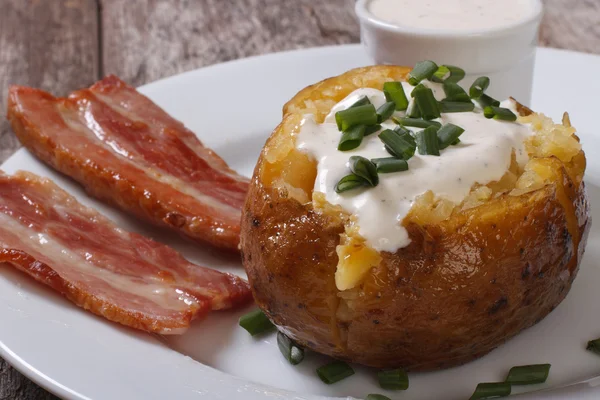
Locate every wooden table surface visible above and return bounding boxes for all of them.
[0,0,599,398]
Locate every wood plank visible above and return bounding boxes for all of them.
[0,0,99,399]
[540,0,600,54]
[101,0,359,85]
[0,0,99,163]
[102,0,600,88]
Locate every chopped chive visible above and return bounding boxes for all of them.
[376,101,396,123]
[469,382,511,400]
[338,125,365,151]
[335,174,368,193]
[335,104,378,131]
[316,361,355,384]
[416,126,440,156]
[393,117,442,129]
[366,395,392,400]
[410,83,428,98]
[470,76,491,99]
[587,338,600,355]
[477,93,501,108]
[383,82,409,111]
[379,129,416,160]
[413,87,441,120]
[349,156,379,186]
[349,96,371,108]
[431,65,466,83]
[239,309,275,336]
[277,331,304,365]
[393,124,412,135]
[377,369,409,391]
[406,100,422,118]
[505,364,551,385]
[438,101,475,113]
[443,82,471,103]
[408,60,438,85]
[437,123,465,149]
[483,106,517,121]
[364,124,382,136]
[372,157,409,173]
[398,129,416,146]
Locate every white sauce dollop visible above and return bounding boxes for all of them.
[368,0,536,32]
[296,82,533,252]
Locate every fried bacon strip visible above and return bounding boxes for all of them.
[7,76,249,251]
[0,171,252,334]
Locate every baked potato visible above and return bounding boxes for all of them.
[240,65,590,371]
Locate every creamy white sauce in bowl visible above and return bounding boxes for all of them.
[367,0,538,33]
[296,82,534,252]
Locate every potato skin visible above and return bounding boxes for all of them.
[241,67,591,370]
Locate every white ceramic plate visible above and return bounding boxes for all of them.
[2,45,600,400]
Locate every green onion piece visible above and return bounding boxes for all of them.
[416,126,440,156]
[364,124,382,136]
[339,125,366,151]
[393,124,412,135]
[452,138,461,145]
[349,96,371,108]
[408,60,438,85]
[438,101,475,113]
[366,395,392,400]
[410,83,428,98]
[469,382,511,400]
[505,364,551,385]
[406,100,422,118]
[377,101,396,123]
[587,338,600,354]
[349,156,379,186]
[483,106,517,121]
[276,331,304,366]
[398,129,417,147]
[316,361,355,384]
[431,65,466,83]
[377,369,409,391]
[477,93,501,108]
[470,76,491,99]
[335,174,368,193]
[437,123,465,150]
[379,129,416,160]
[239,309,275,336]
[335,104,378,131]
[443,82,471,103]
[383,82,409,111]
[372,157,409,173]
[413,87,441,120]
[393,117,442,129]
[338,125,365,151]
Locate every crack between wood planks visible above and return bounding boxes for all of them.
[96,0,104,79]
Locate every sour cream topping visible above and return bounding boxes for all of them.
[368,0,537,32]
[296,82,533,252]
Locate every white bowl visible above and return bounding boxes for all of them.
[355,0,544,105]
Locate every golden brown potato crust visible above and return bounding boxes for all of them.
[241,66,590,370]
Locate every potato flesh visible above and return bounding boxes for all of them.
[261,68,585,291]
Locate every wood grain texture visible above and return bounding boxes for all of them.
[101,0,358,85]
[0,0,99,162]
[1,0,600,398]
[0,0,98,399]
[0,362,56,400]
[540,0,600,54]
